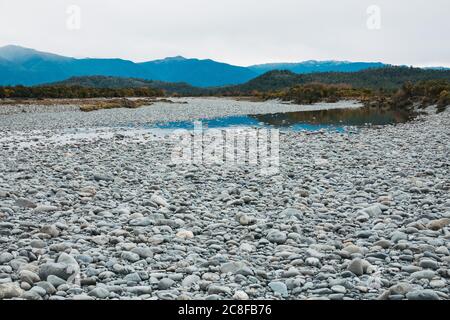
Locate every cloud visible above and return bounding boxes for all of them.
[0,0,449,66]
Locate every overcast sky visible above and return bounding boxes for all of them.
[0,0,449,67]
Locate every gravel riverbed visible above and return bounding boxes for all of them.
[0,98,361,130]
[0,98,449,300]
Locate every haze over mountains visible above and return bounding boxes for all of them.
[0,45,391,87]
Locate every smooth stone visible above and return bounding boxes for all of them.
[93,173,114,182]
[331,285,347,294]
[19,270,40,285]
[0,283,24,299]
[30,239,46,248]
[347,258,364,276]
[21,290,42,300]
[131,247,153,259]
[182,275,200,287]
[406,290,440,300]
[362,205,382,217]
[419,259,439,270]
[268,281,288,297]
[40,225,60,237]
[343,245,363,254]
[158,278,176,290]
[29,285,47,297]
[151,194,169,207]
[35,281,56,295]
[14,198,37,208]
[39,253,80,281]
[220,261,249,274]
[176,230,194,240]
[427,219,450,231]
[0,252,14,264]
[267,230,287,244]
[72,294,95,300]
[47,275,66,287]
[208,285,231,295]
[33,205,58,213]
[410,270,436,280]
[121,251,140,262]
[389,282,415,295]
[233,290,249,300]
[88,287,110,299]
[373,239,392,249]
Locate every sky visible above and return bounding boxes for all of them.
[0,0,449,67]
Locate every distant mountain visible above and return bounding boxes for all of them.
[0,45,398,88]
[248,60,387,75]
[138,56,256,87]
[47,66,450,97]
[0,45,255,87]
[0,45,149,85]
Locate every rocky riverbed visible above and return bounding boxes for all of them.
[0,99,449,300]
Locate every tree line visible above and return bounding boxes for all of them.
[0,85,163,99]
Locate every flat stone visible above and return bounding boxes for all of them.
[267,230,287,244]
[233,290,249,300]
[419,259,439,270]
[33,205,58,213]
[268,281,288,297]
[0,252,14,264]
[182,275,200,288]
[410,270,436,280]
[158,278,176,290]
[406,290,440,300]
[208,285,231,295]
[427,218,450,231]
[88,287,110,299]
[176,229,194,239]
[14,198,37,208]
[0,283,24,299]
[347,258,364,276]
[389,282,415,295]
[20,270,40,285]
[40,225,60,237]
[121,251,140,262]
[151,194,169,207]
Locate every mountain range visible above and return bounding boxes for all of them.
[0,45,390,87]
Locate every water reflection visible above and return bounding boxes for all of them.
[149,107,416,132]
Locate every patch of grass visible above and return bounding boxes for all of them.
[79,98,154,112]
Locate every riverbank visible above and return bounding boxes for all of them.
[0,101,449,300]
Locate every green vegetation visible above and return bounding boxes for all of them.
[363,80,450,111]
[79,98,156,112]
[0,85,163,99]
[219,67,450,94]
[257,80,450,111]
[262,83,372,104]
[0,67,449,111]
[51,76,205,96]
